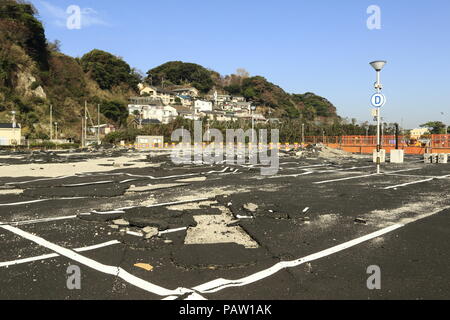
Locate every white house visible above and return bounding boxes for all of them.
[410,128,430,139]
[194,100,213,113]
[128,105,178,124]
[0,123,22,146]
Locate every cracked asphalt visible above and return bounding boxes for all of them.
[0,149,449,300]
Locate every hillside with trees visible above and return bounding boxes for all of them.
[1,0,343,144]
[0,0,139,140]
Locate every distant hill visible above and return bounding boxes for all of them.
[0,0,339,141]
[146,62,338,119]
[0,1,140,140]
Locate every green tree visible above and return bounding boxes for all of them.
[80,49,140,91]
[100,100,128,126]
[146,61,214,93]
[420,121,447,134]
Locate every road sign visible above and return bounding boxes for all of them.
[371,93,386,108]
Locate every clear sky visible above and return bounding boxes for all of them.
[29,0,450,129]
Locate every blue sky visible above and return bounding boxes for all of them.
[30,0,450,128]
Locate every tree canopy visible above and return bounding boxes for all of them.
[420,121,448,134]
[80,49,140,91]
[146,61,214,93]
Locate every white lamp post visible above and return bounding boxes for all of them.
[370,60,387,174]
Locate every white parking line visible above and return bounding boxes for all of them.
[158,227,188,235]
[2,215,78,226]
[314,168,422,185]
[0,224,195,298]
[0,197,86,207]
[384,174,450,190]
[0,240,121,268]
[62,181,113,187]
[192,224,404,294]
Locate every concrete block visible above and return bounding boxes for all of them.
[425,153,441,164]
[438,153,448,164]
[390,150,404,163]
[373,149,386,163]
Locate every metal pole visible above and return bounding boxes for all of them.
[97,104,100,145]
[376,71,381,175]
[302,123,305,144]
[81,116,84,148]
[395,123,399,150]
[251,110,255,144]
[84,101,88,147]
[50,105,53,141]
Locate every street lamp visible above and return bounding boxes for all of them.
[370,60,387,174]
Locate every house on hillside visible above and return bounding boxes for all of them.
[170,87,199,98]
[89,124,116,136]
[0,123,22,146]
[137,84,176,105]
[194,100,213,113]
[128,104,178,124]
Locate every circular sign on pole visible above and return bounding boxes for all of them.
[371,93,386,108]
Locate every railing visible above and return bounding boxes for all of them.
[303,134,450,154]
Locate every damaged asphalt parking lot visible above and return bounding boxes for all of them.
[0,147,449,300]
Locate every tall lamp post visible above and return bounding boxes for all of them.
[370,60,387,174]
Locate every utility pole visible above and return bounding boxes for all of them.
[84,101,88,147]
[302,123,305,144]
[81,116,84,148]
[50,105,53,141]
[97,104,101,145]
[250,106,256,145]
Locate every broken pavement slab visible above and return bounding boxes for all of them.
[126,183,190,193]
[113,218,130,226]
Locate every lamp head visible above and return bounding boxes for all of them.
[370,60,387,71]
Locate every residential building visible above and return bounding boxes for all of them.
[136,136,164,148]
[171,87,199,98]
[89,124,116,136]
[0,123,22,146]
[410,128,430,139]
[137,84,176,105]
[194,100,213,113]
[232,96,246,103]
[128,104,178,124]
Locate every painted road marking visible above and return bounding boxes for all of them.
[190,207,450,295]
[0,197,86,207]
[1,215,78,226]
[384,174,450,190]
[158,227,188,235]
[192,224,404,294]
[62,181,113,187]
[0,240,121,268]
[0,224,195,298]
[314,168,422,185]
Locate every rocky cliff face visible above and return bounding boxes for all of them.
[15,67,47,99]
